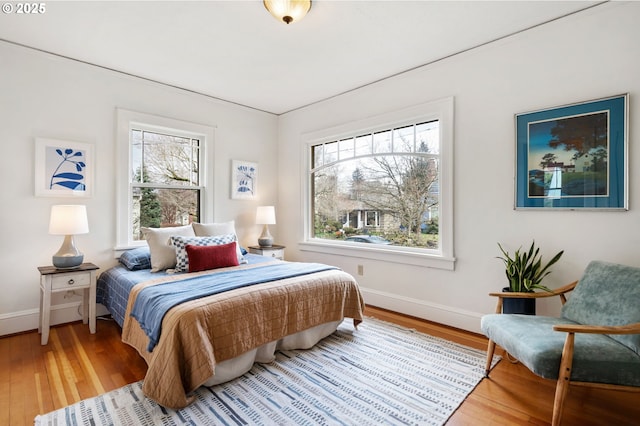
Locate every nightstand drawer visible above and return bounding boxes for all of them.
[264,248,284,259]
[51,272,90,290]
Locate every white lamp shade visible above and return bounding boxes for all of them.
[49,205,89,235]
[256,206,276,225]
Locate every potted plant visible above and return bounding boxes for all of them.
[496,241,564,314]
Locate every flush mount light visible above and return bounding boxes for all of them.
[264,0,311,25]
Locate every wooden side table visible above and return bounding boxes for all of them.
[248,244,285,260]
[38,262,99,345]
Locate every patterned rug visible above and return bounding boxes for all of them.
[35,318,500,426]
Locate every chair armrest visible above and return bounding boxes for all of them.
[488,280,577,299]
[488,281,578,313]
[553,322,640,335]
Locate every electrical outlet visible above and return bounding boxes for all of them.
[357,265,364,276]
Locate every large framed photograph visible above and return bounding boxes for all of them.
[515,94,628,210]
[35,138,93,197]
[231,160,257,200]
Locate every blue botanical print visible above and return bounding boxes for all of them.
[236,164,255,195]
[49,148,86,191]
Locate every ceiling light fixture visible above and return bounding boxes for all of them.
[264,0,311,25]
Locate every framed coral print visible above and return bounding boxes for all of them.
[515,94,628,210]
[35,138,93,197]
[231,160,257,200]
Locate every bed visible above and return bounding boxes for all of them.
[97,242,365,409]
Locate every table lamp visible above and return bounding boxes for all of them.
[256,205,276,247]
[49,204,89,269]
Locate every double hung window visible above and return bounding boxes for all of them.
[116,109,215,249]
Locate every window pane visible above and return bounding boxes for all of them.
[313,144,324,168]
[393,125,414,152]
[355,134,372,156]
[131,187,200,241]
[416,121,439,154]
[133,130,200,186]
[312,154,439,249]
[324,141,338,164]
[373,130,392,153]
[338,138,355,160]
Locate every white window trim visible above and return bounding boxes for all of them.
[300,97,455,270]
[115,108,216,253]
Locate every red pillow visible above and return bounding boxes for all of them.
[186,242,240,273]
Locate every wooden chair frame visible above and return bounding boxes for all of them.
[484,281,640,426]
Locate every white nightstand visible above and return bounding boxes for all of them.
[38,262,99,345]
[248,244,285,260]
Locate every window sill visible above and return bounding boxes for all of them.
[298,240,455,271]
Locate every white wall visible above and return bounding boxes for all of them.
[277,2,640,332]
[0,42,278,335]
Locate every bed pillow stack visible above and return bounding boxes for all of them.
[139,220,246,273]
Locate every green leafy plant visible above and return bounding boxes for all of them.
[497,241,564,292]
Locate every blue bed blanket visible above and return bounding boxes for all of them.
[131,261,337,352]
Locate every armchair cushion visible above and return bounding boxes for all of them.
[561,260,640,355]
[481,314,640,386]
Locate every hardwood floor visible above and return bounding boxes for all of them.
[2,307,638,425]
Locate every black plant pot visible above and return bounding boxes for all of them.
[502,287,536,315]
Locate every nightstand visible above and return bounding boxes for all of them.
[38,262,99,345]
[248,244,285,260]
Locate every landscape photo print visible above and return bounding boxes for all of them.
[515,94,627,210]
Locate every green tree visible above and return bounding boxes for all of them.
[135,167,161,230]
[540,153,557,169]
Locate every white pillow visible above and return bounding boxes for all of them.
[142,225,195,272]
[192,221,245,261]
[170,234,237,272]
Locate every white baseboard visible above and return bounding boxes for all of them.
[1,290,482,336]
[0,303,109,337]
[360,287,484,334]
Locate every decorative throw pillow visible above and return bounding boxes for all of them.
[192,221,247,261]
[170,234,237,272]
[118,246,151,271]
[142,225,195,272]
[186,242,239,273]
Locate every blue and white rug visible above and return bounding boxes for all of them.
[35,318,500,426]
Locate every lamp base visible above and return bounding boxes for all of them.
[52,254,84,269]
[258,224,273,247]
[258,237,273,248]
[52,234,84,269]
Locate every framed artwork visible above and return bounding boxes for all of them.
[35,138,93,197]
[515,94,628,210]
[231,160,257,200]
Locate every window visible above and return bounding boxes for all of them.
[130,129,202,241]
[116,109,215,249]
[301,98,454,270]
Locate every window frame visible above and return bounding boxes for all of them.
[115,109,215,251]
[300,97,455,270]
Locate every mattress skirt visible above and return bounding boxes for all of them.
[203,320,341,386]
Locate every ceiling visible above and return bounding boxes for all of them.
[0,1,600,115]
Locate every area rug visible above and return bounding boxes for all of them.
[35,318,500,426]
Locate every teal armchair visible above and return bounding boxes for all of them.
[481,260,640,425]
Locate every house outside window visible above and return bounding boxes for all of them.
[116,109,215,249]
[301,98,454,270]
